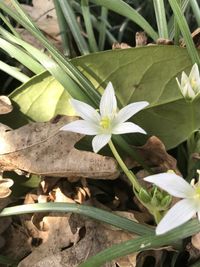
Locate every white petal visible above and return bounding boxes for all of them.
[100,82,117,117]
[92,134,111,153]
[156,199,196,235]
[60,120,99,135]
[112,122,146,134]
[144,173,194,198]
[181,71,189,86]
[71,99,100,123]
[189,63,199,81]
[182,82,195,99]
[115,101,149,124]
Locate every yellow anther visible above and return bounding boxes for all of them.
[100,116,110,129]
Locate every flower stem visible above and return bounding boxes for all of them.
[108,140,141,192]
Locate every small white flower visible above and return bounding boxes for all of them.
[144,173,200,235]
[60,82,148,153]
[176,63,200,101]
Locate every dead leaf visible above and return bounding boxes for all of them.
[134,136,180,174]
[0,115,119,179]
[0,96,13,114]
[18,213,138,267]
[21,0,60,39]
[0,177,14,198]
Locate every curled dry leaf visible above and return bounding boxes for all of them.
[0,115,119,179]
[0,95,13,114]
[0,178,14,198]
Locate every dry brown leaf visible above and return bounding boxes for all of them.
[134,136,180,174]
[0,177,14,198]
[0,96,13,114]
[18,213,138,267]
[21,0,60,41]
[0,115,119,179]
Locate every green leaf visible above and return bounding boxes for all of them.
[9,71,74,122]
[0,203,153,236]
[71,46,200,149]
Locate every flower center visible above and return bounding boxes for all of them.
[100,116,110,129]
[191,78,197,88]
[194,186,200,199]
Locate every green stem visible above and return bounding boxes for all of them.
[108,140,141,192]
[109,140,163,225]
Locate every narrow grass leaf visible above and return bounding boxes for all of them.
[0,60,29,83]
[169,0,200,66]
[0,37,44,74]
[190,0,200,26]
[0,0,101,106]
[81,0,98,52]
[58,0,90,55]
[152,0,168,38]
[98,6,108,50]
[53,0,71,56]
[79,219,200,267]
[90,0,158,41]
[0,203,153,236]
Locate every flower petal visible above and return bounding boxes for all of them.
[71,99,100,123]
[156,199,196,235]
[60,120,99,135]
[100,82,117,117]
[144,173,194,198]
[112,122,146,134]
[92,134,111,153]
[189,63,200,82]
[115,101,149,124]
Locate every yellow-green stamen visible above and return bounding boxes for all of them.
[100,116,110,129]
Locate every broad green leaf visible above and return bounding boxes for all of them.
[10,46,200,149]
[71,46,200,149]
[10,71,75,122]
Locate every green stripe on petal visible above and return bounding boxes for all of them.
[61,120,99,135]
[92,134,111,153]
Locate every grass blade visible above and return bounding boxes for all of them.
[0,37,44,74]
[90,0,158,41]
[81,0,98,52]
[0,203,153,236]
[98,6,108,50]
[0,60,29,83]
[0,1,101,106]
[190,0,200,26]
[58,0,90,55]
[169,0,200,66]
[53,0,71,56]
[152,0,168,38]
[79,219,200,267]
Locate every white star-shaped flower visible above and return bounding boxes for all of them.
[61,82,149,153]
[144,173,200,235]
[176,63,200,101]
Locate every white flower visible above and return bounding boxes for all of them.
[144,173,200,235]
[176,63,200,101]
[60,82,149,153]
